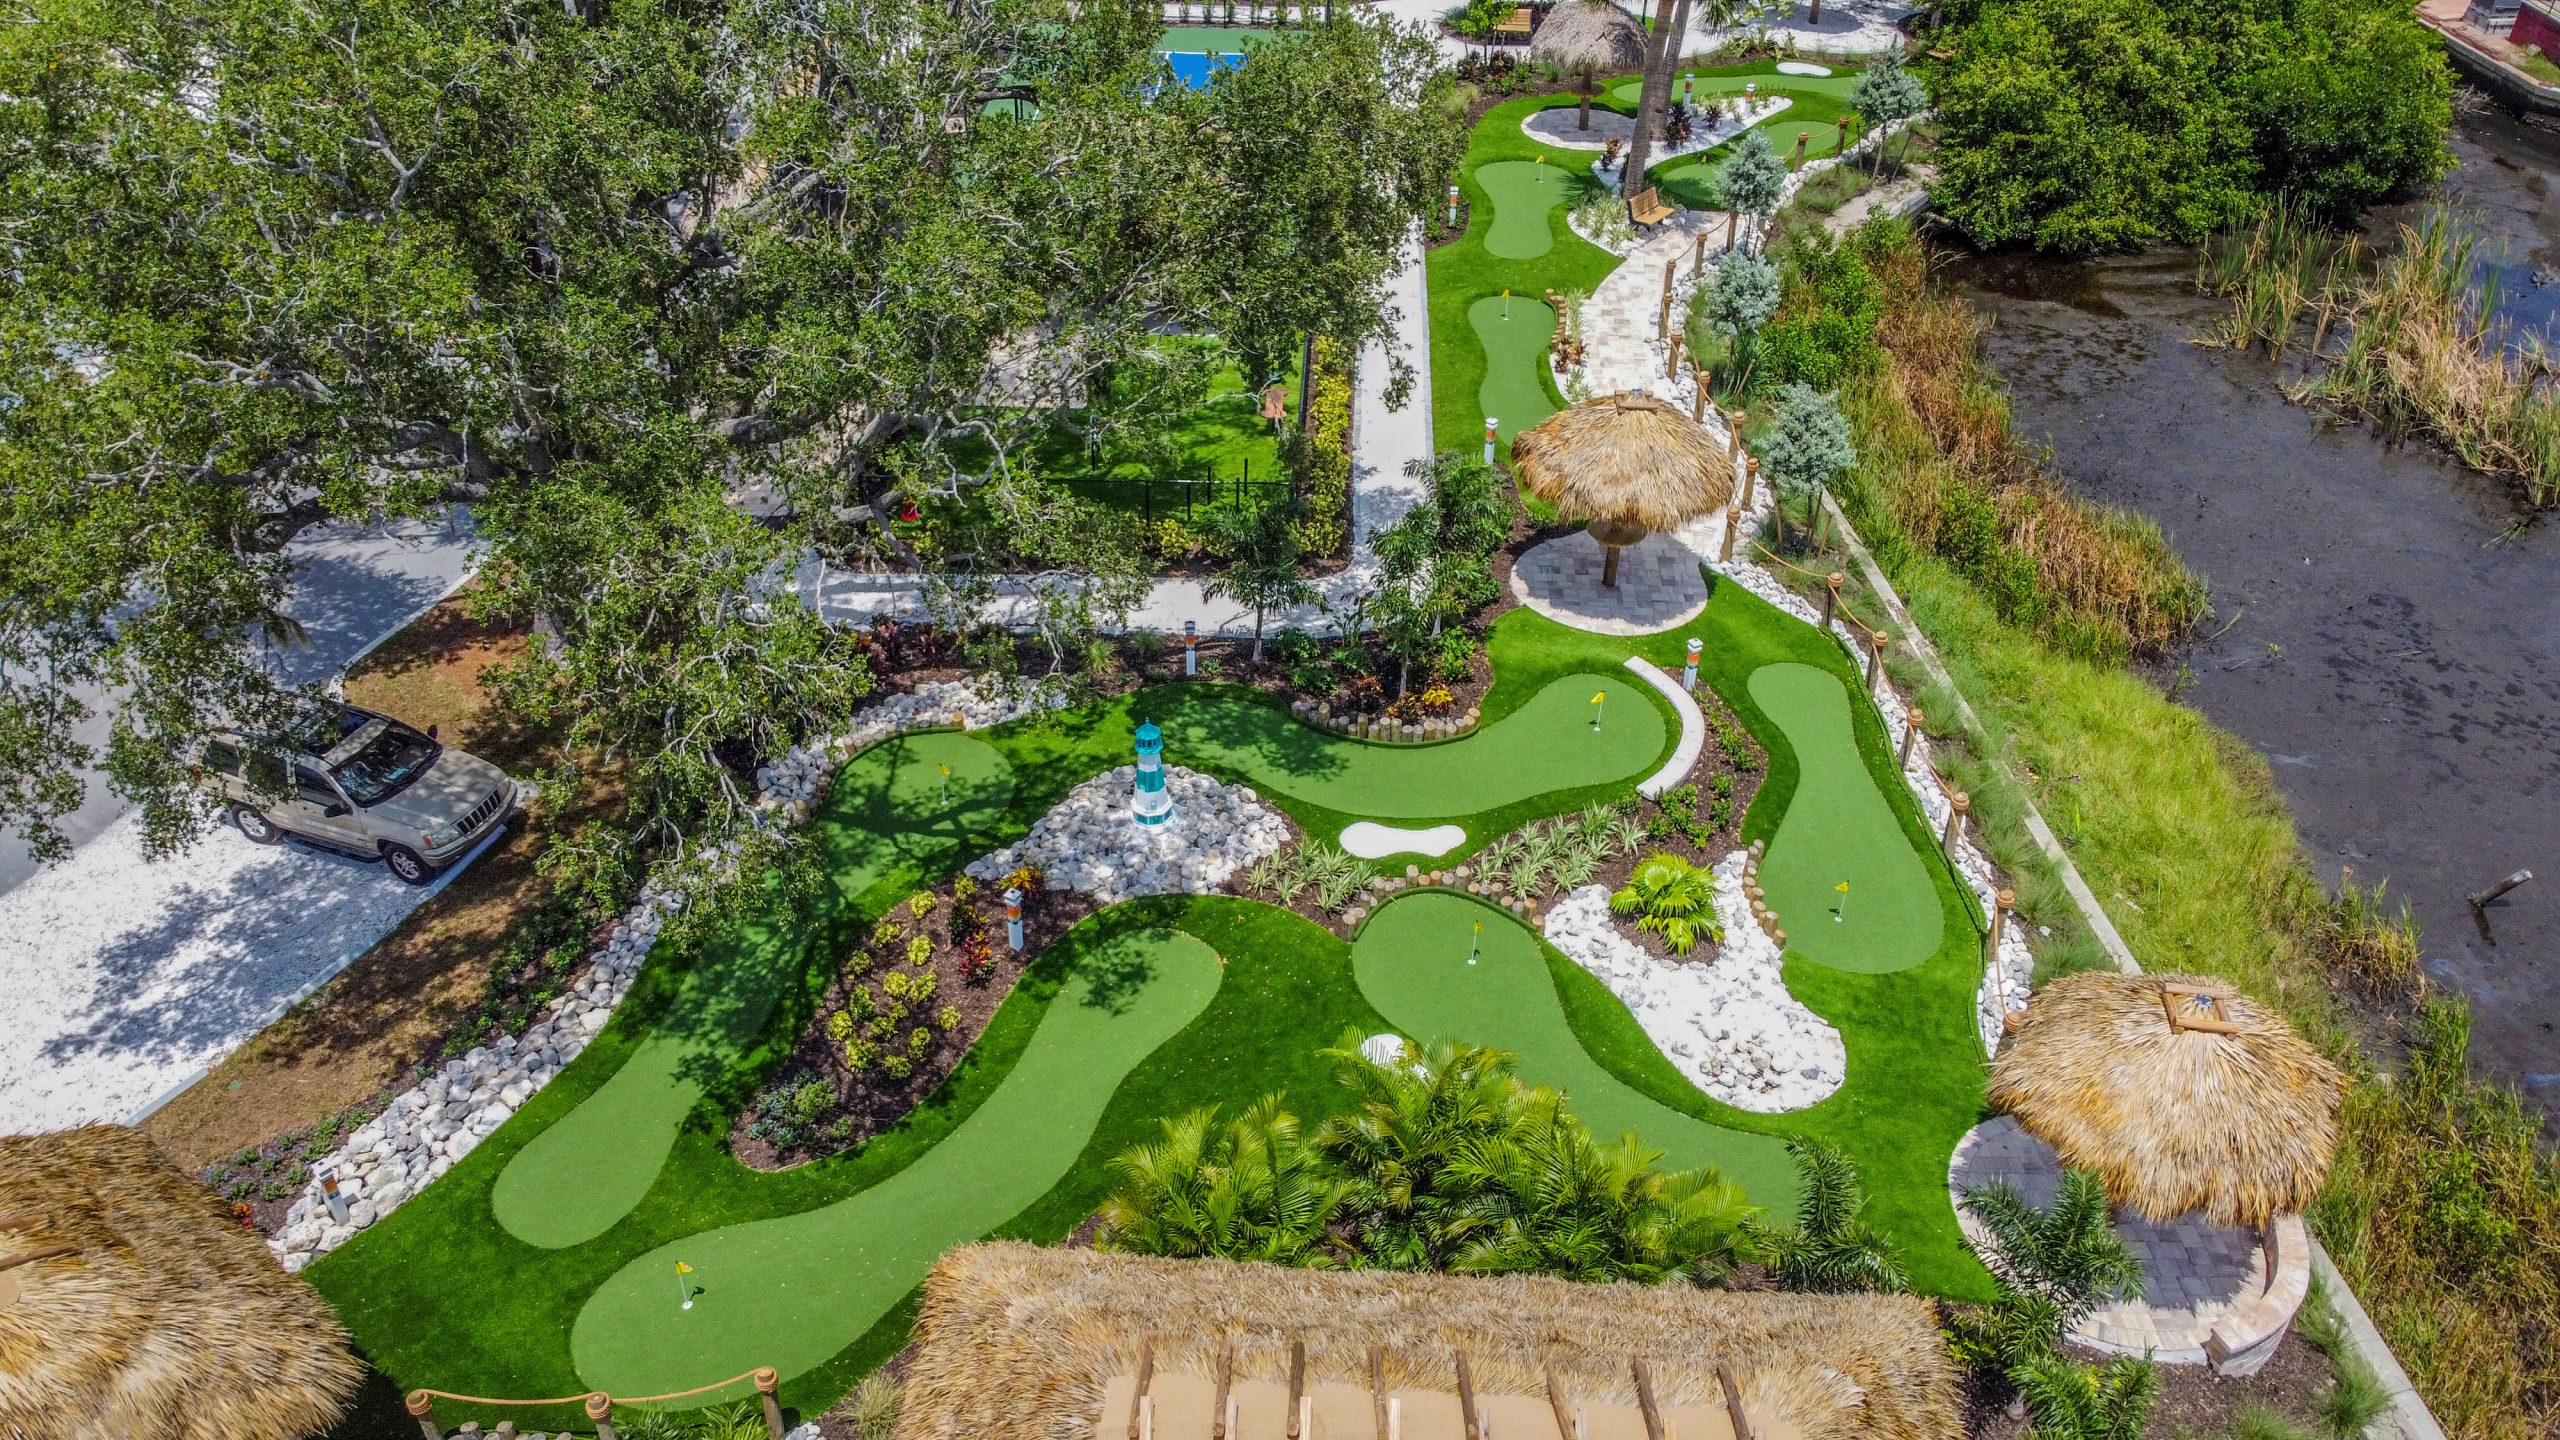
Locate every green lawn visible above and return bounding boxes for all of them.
[310,579,1995,1427]
[1426,63,1870,462]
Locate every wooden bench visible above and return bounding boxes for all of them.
[1627,185,1674,227]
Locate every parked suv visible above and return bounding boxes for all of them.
[196,703,519,885]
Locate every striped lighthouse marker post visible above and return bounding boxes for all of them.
[1484,417,1499,466]
[1132,720,1173,827]
[1183,620,1198,677]
[1005,887,1025,952]
[1682,638,1702,692]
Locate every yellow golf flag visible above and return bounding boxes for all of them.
[675,1260,693,1275]
[1590,692,1606,704]
[1835,881,1851,893]
[939,763,950,776]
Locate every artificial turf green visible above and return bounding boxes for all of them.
[1151,672,1660,821]
[1351,890,1798,1206]
[569,927,1224,1394]
[1745,664,1941,974]
[1475,159,1574,259]
[310,577,2000,1423]
[1467,295,1562,453]
[489,733,1016,1249]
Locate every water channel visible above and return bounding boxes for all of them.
[1940,101,2560,1119]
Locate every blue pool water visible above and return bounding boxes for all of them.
[1163,51,1246,89]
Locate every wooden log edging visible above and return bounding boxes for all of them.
[1813,490,2445,1440]
[405,1364,788,1440]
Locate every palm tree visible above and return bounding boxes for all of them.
[1961,1167,2145,1330]
[1099,1096,1348,1266]
[1757,1136,1909,1293]
[1314,1033,1530,1269]
[2007,1354,2159,1440]
[1610,851,1722,955]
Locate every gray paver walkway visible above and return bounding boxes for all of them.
[1951,1117,2269,1363]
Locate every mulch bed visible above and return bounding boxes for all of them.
[1959,1330,2340,1439]
[729,873,1098,1171]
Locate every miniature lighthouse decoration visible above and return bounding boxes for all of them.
[1132,719,1173,827]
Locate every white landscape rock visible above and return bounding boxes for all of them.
[965,765,1289,904]
[1542,858,1845,1114]
[266,674,1062,1266]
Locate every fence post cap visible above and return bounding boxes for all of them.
[1952,790,1971,810]
[754,1367,780,1394]
[1996,888,2015,908]
[585,1394,614,1422]
[405,1393,436,1419]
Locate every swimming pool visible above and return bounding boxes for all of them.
[1163,49,1246,88]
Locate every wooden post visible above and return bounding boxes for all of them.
[1629,1359,1667,1440]
[1715,1361,1755,1440]
[1287,1340,1308,1439]
[1987,888,2015,965]
[1943,791,1970,858]
[1693,227,1709,276]
[1790,131,1808,169]
[1742,456,1759,510]
[1820,573,1841,630]
[1690,363,1709,420]
[1370,1345,1392,1440]
[585,1394,618,1440]
[1897,706,1923,770]
[1724,210,1738,250]
[1456,1351,1482,1440]
[754,1367,786,1440]
[1214,1347,1236,1440]
[1720,504,1739,562]
[405,1393,444,1440]
[1128,1337,1157,1440]
[1543,1366,1578,1440]
[1866,631,1887,693]
[1658,259,1677,339]
[1665,332,1683,381]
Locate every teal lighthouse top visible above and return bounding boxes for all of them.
[1132,719,1171,826]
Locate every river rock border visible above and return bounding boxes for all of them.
[267,676,1068,1269]
[1543,857,1845,1112]
[964,764,1289,904]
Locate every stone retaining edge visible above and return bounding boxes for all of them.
[1622,657,1704,799]
[1815,492,2445,1440]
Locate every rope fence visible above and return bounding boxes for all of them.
[405,1366,787,1440]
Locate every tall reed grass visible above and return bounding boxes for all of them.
[2202,205,2560,507]
[1837,227,2210,662]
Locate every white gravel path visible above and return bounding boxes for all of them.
[0,816,500,1133]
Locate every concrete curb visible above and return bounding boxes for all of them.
[1815,492,2445,1440]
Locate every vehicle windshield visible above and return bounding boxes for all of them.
[332,725,439,806]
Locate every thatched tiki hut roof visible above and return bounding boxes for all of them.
[1510,394,1735,586]
[1987,973,2348,1228]
[896,1242,1959,1440]
[0,1126,360,1440]
[1531,1,1646,73]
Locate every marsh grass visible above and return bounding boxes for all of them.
[2203,206,2560,507]
[1837,228,2210,662]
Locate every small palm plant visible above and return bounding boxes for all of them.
[1610,853,1723,955]
[1962,1168,2145,1332]
[2008,1354,2160,1440]
[1756,1137,1909,1293]
[1098,1097,1348,1266]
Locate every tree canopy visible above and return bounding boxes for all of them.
[1928,0,2450,252]
[0,0,1459,863]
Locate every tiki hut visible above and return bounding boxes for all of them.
[1510,393,1736,587]
[0,1126,361,1440]
[1987,972,2348,1228]
[1530,2,1646,130]
[897,1243,1959,1440]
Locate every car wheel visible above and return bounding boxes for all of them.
[382,843,437,886]
[232,804,282,845]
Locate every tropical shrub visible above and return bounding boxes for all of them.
[1610,852,1723,955]
[1755,1137,1909,1293]
[2007,1353,2159,1440]
[1097,1097,1349,1266]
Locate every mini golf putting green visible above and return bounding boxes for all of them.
[1652,121,1846,211]
[1607,67,1862,107]
[1474,159,1575,260]
[568,927,1223,1394]
[1351,891,1798,1207]
[1746,664,1938,974]
[1158,672,1660,820]
[1466,295,1559,455]
[491,732,1015,1250]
